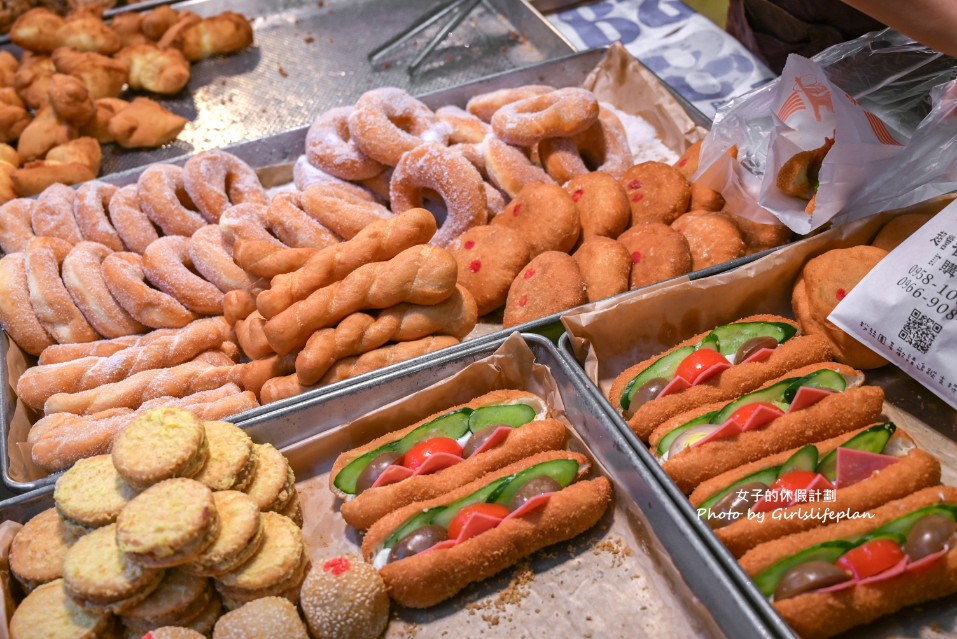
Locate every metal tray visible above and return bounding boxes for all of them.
[0,333,778,639]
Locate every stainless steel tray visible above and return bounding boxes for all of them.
[0,333,778,639]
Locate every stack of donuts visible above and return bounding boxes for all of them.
[293,84,795,329]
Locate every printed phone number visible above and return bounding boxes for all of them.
[896,265,957,321]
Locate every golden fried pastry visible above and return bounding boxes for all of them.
[79,96,127,143]
[727,211,792,254]
[117,44,190,95]
[573,236,631,302]
[45,135,100,174]
[110,11,147,47]
[776,136,833,202]
[617,222,692,289]
[142,5,180,41]
[491,182,580,256]
[156,12,201,50]
[0,142,18,166]
[0,104,29,143]
[17,105,76,162]
[52,47,129,99]
[871,212,935,252]
[10,8,65,54]
[564,171,630,239]
[177,13,254,62]
[671,210,746,270]
[11,160,94,196]
[0,51,18,88]
[503,251,586,328]
[0,160,16,203]
[108,97,187,148]
[0,87,24,109]
[13,53,56,110]
[448,224,531,316]
[673,140,725,211]
[57,12,122,55]
[620,161,691,225]
[47,73,95,125]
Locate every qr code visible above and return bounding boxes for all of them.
[899,309,942,353]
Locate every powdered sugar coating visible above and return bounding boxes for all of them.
[483,134,555,199]
[62,241,145,338]
[102,251,196,328]
[466,84,554,122]
[138,165,208,237]
[348,87,450,166]
[0,198,37,254]
[306,107,385,180]
[74,181,124,251]
[188,225,258,293]
[24,236,101,344]
[491,87,599,147]
[143,236,225,315]
[0,252,55,355]
[32,183,83,245]
[183,150,268,222]
[109,184,161,254]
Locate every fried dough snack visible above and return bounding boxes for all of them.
[141,6,180,41]
[11,160,93,196]
[116,44,190,95]
[45,136,101,174]
[108,97,187,148]
[171,12,253,62]
[10,9,64,54]
[78,96,126,142]
[52,47,128,99]
[13,54,56,110]
[0,50,18,87]
[57,12,122,55]
[0,103,30,143]
[47,73,95,124]
[16,105,75,162]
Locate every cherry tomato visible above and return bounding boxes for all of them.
[401,437,463,471]
[674,349,730,384]
[753,470,819,512]
[447,503,510,539]
[727,401,784,429]
[836,538,905,579]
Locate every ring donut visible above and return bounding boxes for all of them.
[62,241,145,338]
[483,135,555,199]
[188,225,259,293]
[389,143,486,247]
[182,149,268,222]
[305,106,385,181]
[24,236,101,344]
[108,184,160,254]
[264,192,339,248]
[0,253,54,355]
[219,203,282,250]
[301,183,393,240]
[31,183,83,245]
[0,198,36,254]
[74,181,124,251]
[466,85,554,122]
[491,87,599,147]
[540,106,632,182]
[142,235,224,315]
[293,154,384,203]
[348,88,450,166]
[137,164,207,236]
[102,251,197,328]
[436,105,490,144]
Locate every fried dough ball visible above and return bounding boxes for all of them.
[0,143,19,167]
[492,182,580,256]
[620,161,691,225]
[57,13,122,55]
[872,212,935,252]
[47,73,95,125]
[727,211,792,255]
[46,136,100,175]
[564,171,629,239]
[10,8,65,54]
[0,51,18,88]
[109,12,148,47]
[503,251,586,328]
[79,97,126,143]
[107,97,186,148]
[671,210,746,270]
[116,44,190,95]
[573,236,631,302]
[448,224,531,316]
[177,13,253,62]
[17,105,75,162]
[52,47,129,99]
[14,54,56,110]
[141,6,180,41]
[0,104,30,144]
[618,223,692,289]
[0,160,15,204]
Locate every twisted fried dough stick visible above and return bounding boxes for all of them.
[256,207,436,319]
[261,335,459,404]
[263,244,458,356]
[17,316,232,410]
[37,321,205,364]
[232,240,320,279]
[295,285,477,385]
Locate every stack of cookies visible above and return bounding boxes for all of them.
[7,407,306,639]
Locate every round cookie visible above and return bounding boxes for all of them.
[619,161,691,225]
[447,225,531,316]
[112,407,209,490]
[142,628,207,639]
[10,579,112,639]
[564,171,629,239]
[212,596,309,639]
[503,251,586,328]
[192,421,256,492]
[9,508,78,592]
[872,212,935,252]
[671,211,746,270]
[117,478,220,568]
[491,182,580,256]
[121,569,210,630]
[728,211,792,254]
[215,513,307,603]
[54,454,137,533]
[243,444,296,512]
[300,556,390,639]
[62,523,164,611]
[617,223,693,289]
[183,490,264,577]
[278,489,303,527]
[573,236,631,303]
[179,591,223,637]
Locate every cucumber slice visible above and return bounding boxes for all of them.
[817,423,896,481]
[865,504,957,540]
[383,510,438,550]
[711,379,795,425]
[780,445,819,475]
[492,459,580,508]
[754,541,853,598]
[700,466,780,511]
[431,477,513,530]
[698,321,797,357]
[333,409,472,494]
[782,368,846,404]
[468,403,536,433]
[620,346,695,410]
[655,411,719,456]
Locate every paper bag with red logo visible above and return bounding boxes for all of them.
[696,30,957,235]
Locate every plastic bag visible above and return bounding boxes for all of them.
[696,29,957,234]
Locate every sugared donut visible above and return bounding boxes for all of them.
[573,236,631,302]
[102,252,197,328]
[265,192,339,248]
[74,181,124,251]
[483,135,555,199]
[728,211,792,254]
[300,556,390,639]
[466,85,554,122]
[189,225,259,294]
[347,88,450,166]
[671,210,746,270]
[357,168,392,203]
[617,223,692,290]
[448,225,531,316]
[491,87,599,147]
[24,236,101,344]
[619,161,691,225]
[31,183,83,245]
[62,241,145,338]
[301,184,393,240]
[436,105,490,144]
[183,149,268,222]
[219,203,282,250]
[563,172,629,239]
[483,182,505,218]
[540,105,631,182]
[503,251,586,328]
[451,142,487,177]
[0,198,36,254]
[108,184,160,254]
[389,143,486,247]
[292,155,383,204]
[0,252,54,355]
[138,164,208,236]
[305,107,385,181]
[491,182,580,256]
[143,235,225,315]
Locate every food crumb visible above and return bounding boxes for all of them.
[586,616,593,621]
[593,537,630,568]
[278,66,288,77]
[305,36,315,44]
[404,623,418,638]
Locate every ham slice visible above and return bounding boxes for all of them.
[787,386,834,412]
[835,448,898,489]
[371,452,464,488]
[741,347,775,364]
[469,426,513,457]
[422,493,555,554]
